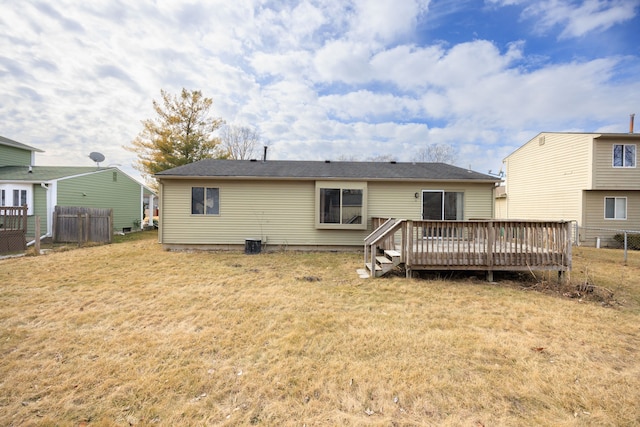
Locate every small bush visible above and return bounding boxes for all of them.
[613,233,640,250]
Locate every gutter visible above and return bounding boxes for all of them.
[155,175,501,183]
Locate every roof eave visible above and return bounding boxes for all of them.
[155,175,500,183]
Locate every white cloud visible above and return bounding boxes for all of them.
[349,0,430,43]
[0,0,638,183]
[523,0,639,38]
[313,40,374,83]
[319,90,422,121]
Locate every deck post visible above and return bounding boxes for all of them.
[406,220,413,274]
[370,243,377,279]
[487,220,495,281]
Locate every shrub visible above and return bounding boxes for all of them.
[613,233,640,250]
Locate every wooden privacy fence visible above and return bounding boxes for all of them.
[367,218,572,279]
[0,206,28,253]
[53,206,113,244]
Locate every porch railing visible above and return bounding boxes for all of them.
[368,218,572,278]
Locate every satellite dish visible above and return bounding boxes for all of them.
[89,152,105,167]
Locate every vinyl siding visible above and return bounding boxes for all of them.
[593,137,640,189]
[582,190,640,247]
[159,179,496,248]
[504,133,592,223]
[25,185,48,239]
[160,179,367,247]
[0,145,31,167]
[368,182,493,220]
[57,170,142,231]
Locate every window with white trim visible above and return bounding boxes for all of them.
[422,191,464,220]
[191,187,219,215]
[0,184,33,215]
[604,197,626,220]
[316,182,367,229]
[613,144,636,168]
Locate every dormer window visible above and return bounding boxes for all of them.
[613,144,636,168]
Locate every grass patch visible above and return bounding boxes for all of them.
[1,232,639,425]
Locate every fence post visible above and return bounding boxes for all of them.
[77,212,83,247]
[624,231,628,265]
[85,213,90,244]
[34,216,41,255]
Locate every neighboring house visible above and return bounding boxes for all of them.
[0,135,155,240]
[155,159,500,251]
[500,132,640,247]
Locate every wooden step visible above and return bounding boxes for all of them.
[384,249,401,258]
[376,256,393,264]
[365,263,382,271]
[383,250,402,267]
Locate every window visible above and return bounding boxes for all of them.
[0,184,32,215]
[604,197,626,220]
[316,182,367,229]
[13,189,27,207]
[613,144,636,168]
[191,187,219,215]
[422,191,464,220]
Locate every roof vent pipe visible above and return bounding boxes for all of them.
[630,113,635,134]
[263,146,268,162]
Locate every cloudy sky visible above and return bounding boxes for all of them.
[2,0,639,182]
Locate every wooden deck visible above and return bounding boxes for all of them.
[365,219,572,279]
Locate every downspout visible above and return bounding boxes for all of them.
[26,182,52,246]
[158,181,164,243]
[140,186,144,229]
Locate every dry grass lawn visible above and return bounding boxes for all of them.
[1,231,639,426]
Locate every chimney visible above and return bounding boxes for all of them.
[630,113,635,134]
[263,145,268,162]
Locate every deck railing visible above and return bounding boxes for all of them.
[369,218,572,278]
[0,206,28,253]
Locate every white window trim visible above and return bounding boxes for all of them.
[191,186,220,216]
[315,181,367,230]
[612,144,636,168]
[604,196,627,220]
[421,190,464,221]
[0,184,33,215]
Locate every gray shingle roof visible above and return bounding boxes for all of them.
[0,166,108,181]
[155,159,500,182]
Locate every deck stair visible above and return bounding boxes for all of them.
[363,219,406,278]
[365,249,404,277]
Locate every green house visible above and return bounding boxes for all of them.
[0,135,155,240]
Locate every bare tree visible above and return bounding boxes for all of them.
[416,143,457,164]
[220,124,261,160]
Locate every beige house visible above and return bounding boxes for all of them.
[500,132,640,247]
[155,159,500,251]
